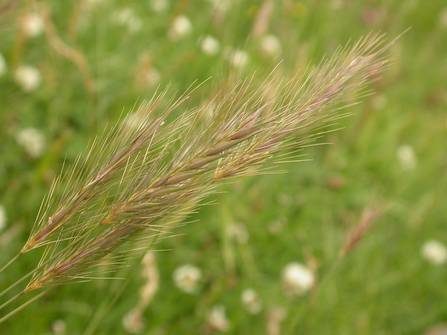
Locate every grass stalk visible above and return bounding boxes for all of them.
[0,289,50,324]
[0,253,20,274]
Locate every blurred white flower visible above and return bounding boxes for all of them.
[331,0,344,9]
[225,48,249,69]
[201,101,217,120]
[439,7,447,29]
[260,34,282,57]
[146,68,161,87]
[122,308,145,334]
[207,305,229,332]
[86,0,107,5]
[207,0,232,12]
[228,223,249,244]
[169,15,193,40]
[124,112,148,131]
[16,128,46,158]
[21,13,44,38]
[0,205,6,232]
[268,218,286,235]
[267,306,287,335]
[277,194,292,206]
[51,319,66,335]
[200,35,220,55]
[114,7,134,24]
[397,145,417,170]
[173,264,201,293]
[241,289,262,314]
[282,262,314,296]
[113,8,143,33]
[0,53,6,76]
[128,16,143,33]
[14,65,41,92]
[421,240,447,265]
[150,0,169,13]
[372,94,387,110]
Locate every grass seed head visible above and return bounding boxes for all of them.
[23,33,393,292]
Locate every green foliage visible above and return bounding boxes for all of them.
[1,0,446,334]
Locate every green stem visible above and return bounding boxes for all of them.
[0,248,66,299]
[0,289,50,324]
[0,270,34,299]
[0,291,22,311]
[0,253,20,274]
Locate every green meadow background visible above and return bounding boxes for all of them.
[1,0,447,334]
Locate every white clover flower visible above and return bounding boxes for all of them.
[21,13,44,38]
[201,101,217,120]
[16,127,46,158]
[168,15,193,40]
[331,0,344,9]
[114,7,134,24]
[207,305,229,332]
[267,218,286,235]
[260,34,282,57]
[150,0,169,13]
[397,145,417,170]
[282,262,314,296]
[241,289,262,314]
[51,319,66,335]
[439,7,447,29]
[173,264,201,293]
[225,48,249,69]
[0,205,6,232]
[146,68,161,87]
[128,16,143,33]
[0,53,6,77]
[124,112,148,131]
[267,307,287,334]
[14,65,41,92]
[86,0,107,5]
[122,308,145,334]
[200,35,220,55]
[207,0,232,12]
[372,94,387,110]
[113,8,143,33]
[277,193,292,206]
[421,240,447,265]
[228,223,249,244]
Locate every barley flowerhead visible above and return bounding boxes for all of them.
[18,33,393,294]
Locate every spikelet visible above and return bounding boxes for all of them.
[339,207,383,258]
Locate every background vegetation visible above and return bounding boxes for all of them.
[1,0,447,334]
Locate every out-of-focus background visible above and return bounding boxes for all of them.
[1,0,447,334]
